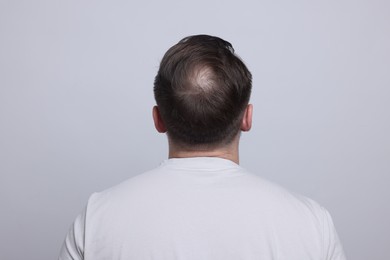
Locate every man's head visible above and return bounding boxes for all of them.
[153,35,252,149]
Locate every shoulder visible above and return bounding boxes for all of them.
[87,167,163,205]
[238,168,328,221]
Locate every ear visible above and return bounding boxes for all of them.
[240,104,253,132]
[153,106,167,133]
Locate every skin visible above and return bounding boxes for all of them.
[152,104,253,164]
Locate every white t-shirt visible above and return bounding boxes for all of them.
[59,157,346,260]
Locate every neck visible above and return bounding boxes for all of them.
[168,136,240,164]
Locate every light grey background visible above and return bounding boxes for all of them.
[0,0,389,259]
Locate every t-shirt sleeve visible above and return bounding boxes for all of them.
[58,207,86,260]
[322,207,347,260]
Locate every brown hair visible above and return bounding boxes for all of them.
[154,35,252,146]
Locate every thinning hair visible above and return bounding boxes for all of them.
[154,35,252,147]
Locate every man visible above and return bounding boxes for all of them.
[59,35,346,259]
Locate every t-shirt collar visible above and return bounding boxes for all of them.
[160,156,240,171]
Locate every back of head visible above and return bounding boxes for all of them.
[154,35,252,148]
